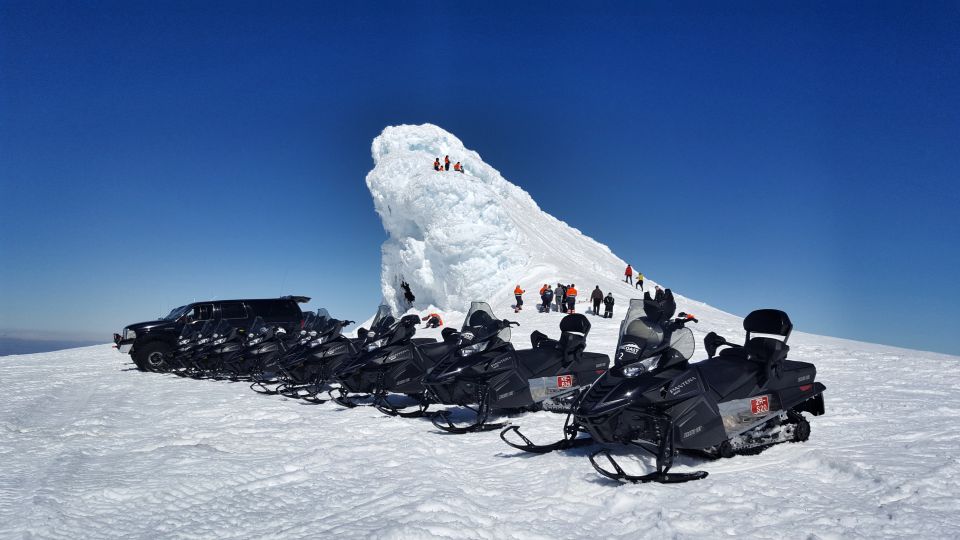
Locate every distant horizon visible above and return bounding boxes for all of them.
[2,2,958,356]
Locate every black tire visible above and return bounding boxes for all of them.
[135,342,171,372]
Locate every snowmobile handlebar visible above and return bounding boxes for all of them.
[501,319,520,328]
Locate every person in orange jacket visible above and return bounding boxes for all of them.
[444,155,451,171]
[421,313,443,329]
[624,264,633,285]
[514,284,525,312]
[453,161,462,172]
[433,158,441,171]
[565,284,578,313]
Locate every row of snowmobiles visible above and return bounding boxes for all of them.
[149,288,826,484]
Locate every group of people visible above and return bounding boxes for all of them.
[624,264,644,290]
[433,155,465,173]
[514,283,583,315]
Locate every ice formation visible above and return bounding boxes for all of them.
[367,124,634,315]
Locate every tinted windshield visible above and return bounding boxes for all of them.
[370,305,395,333]
[248,316,269,335]
[163,305,190,321]
[315,308,330,323]
[617,298,666,359]
[179,321,200,339]
[197,320,215,337]
[211,319,232,338]
[669,327,695,360]
[461,301,509,343]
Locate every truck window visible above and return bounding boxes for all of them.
[220,302,247,319]
[191,304,214,320]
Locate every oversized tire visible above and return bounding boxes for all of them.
[135,342,171,372]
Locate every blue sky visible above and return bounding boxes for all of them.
[1,1,958,355]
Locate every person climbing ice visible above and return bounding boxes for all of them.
[400,280,416,307]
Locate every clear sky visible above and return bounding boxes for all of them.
[1,1,958,355]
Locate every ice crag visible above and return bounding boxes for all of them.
[366,124,631,315]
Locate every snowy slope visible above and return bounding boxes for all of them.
[2,125,959,538]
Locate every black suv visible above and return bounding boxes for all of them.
[114,295,310,371]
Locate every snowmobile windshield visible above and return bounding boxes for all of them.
[248,316,270,335]
[461,301,509,343]
[163,305,190,321]
[315,308,331,324]
[211,320,232,339]
[369,305,395,334]
[669,327,695,361]
[618,299,665,352]
[178,322,199,340]
[196,320,215,338]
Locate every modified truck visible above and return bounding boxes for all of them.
[114,295,310,371]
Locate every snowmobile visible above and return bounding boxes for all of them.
[167,319,212,375]
[251,310,357,401]
[502,290,827,484]
[332,305,454,413]
[424,301,611,434]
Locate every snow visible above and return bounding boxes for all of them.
[2,124,959,538]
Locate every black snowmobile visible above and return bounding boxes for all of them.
[332,305,455,414]
[424,301,611,434]
[252,310,359,403]
[502,290,826,484]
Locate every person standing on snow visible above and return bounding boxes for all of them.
[541,285,554,314]
[433,158,441,171]
[624,264,633,285]
[603,292,615,318]
[636,271,644,291]
[565,284,578,314]
[514,284,525,312]
[553,284,564,312]
[590,286,604,316]
[453,161,462,172]
[445,155,451,171]
[654,285,664,302]
[558,284,568,311]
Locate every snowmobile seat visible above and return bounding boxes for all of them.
[420,340,454,362]
[696,355,765,402]
[558,314,590,366]
[411,338,436,346]
[743,309,793,341]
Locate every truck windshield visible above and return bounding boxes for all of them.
[163,305,190,321]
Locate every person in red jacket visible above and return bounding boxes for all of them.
[514,285,525,312]
[433,158,441,171]
[624,264,633,285]
[444,155,451,171]
[421,313,443,328]
[565,284,578,314]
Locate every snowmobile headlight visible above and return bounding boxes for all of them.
[622,355,661,377]
[300,330,306,336]
[248,337,263,346]
[213,337,227,345]
[366,337,388,351]
[622,364,646,377]
[308,330,318,337]
[459,340,489,357]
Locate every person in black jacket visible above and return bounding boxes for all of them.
[603,293,615,318]
[541,286,554,314]
[654,285,664,302]
[590,286,603,316]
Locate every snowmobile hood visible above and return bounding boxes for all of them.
[577,368,686,418]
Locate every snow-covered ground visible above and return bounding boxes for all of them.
[2,327,959,539]
[3,124,958,538]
